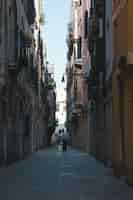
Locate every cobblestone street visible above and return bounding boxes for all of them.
[0,148,132,200]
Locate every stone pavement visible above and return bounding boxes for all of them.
[0,148,132,200]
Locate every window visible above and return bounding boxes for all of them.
[0,0,2,10]
[91,0,95,8]
[77,37,82,59]
[56,103,59,112]
[0,1,2,25]
[0,0,2,45]
[74,79,78,99]
[84,10,88,38]
[9,7,12,16]
[99,18,103,38]
[24,115,30,136]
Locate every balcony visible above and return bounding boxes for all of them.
[74,58,83,69]
[7,56,28,77]
[8,56,28,80]
[71,105,82,118]
[8,63,17,71]
[70,100,85,118]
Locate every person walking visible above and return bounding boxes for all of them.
[62,129,67,152]
[57,129,62,152]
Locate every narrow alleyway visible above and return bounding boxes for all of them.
[0,148,132,200]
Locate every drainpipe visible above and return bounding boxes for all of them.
[3,0,8,165]
[119,79,126,171]
[38,29,41,106]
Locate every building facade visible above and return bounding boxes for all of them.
[88,0,108,161]
[66,0,133,185]
[0,0,55,166]
[88,0,133,184]
[66,0,90,151]
[112,0,133,184]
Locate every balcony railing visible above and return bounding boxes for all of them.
[74,58,83,69]
[71,104,81,117]
[74,57,82,64]
[69,98,85,117]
